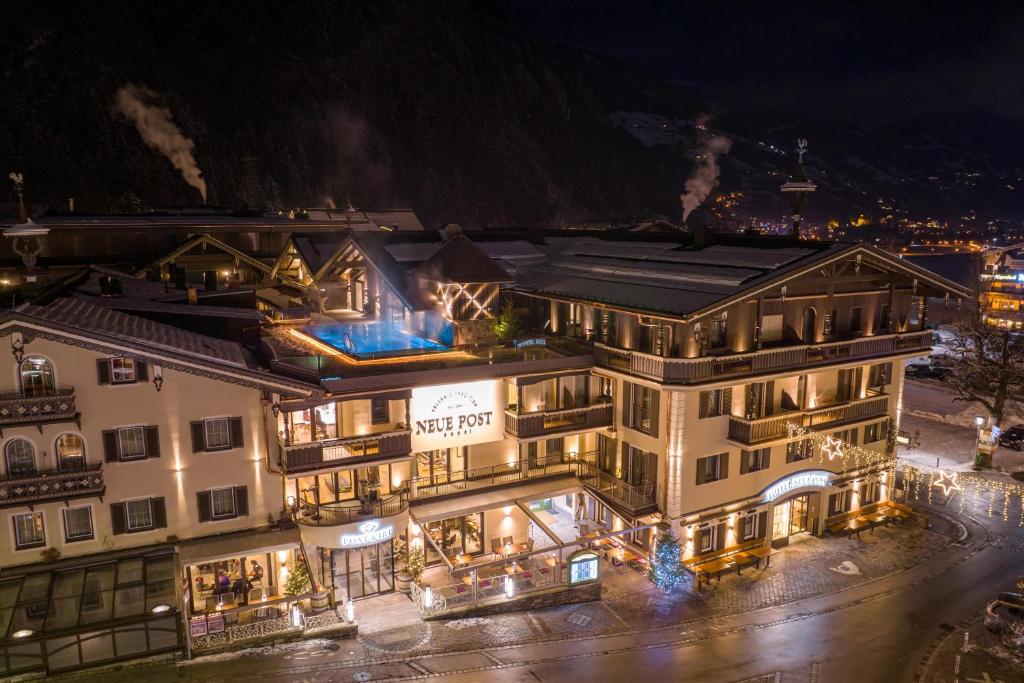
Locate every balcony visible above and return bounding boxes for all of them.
[0,463,104,508]
[281,429,411,473]
[0,388,79,432]
[574,459,658,514]
[503,402,614,439]
[594,330,933,385]
[409,455,580,499]
[295,489,409,527]
[727,395,890,445]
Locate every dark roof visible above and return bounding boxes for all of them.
[902,253,981,289]
[18,297,250,367]
[412,235,512,283]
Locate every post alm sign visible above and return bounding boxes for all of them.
[411,380,503,451]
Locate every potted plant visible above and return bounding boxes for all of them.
[398,544,425,593]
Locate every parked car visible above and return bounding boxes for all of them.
[998,425,1024,450]
[905,364,953,380]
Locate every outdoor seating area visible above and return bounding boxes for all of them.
[684,541,777,587]
[826,501,913,539]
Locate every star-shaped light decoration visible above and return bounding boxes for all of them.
[820,435,844,461]
[933,470,962,496]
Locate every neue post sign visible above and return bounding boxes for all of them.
[411,380,503,451]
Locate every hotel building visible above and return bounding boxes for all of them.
[0,216,968,675]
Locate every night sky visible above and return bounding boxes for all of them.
[515,1,1024,125]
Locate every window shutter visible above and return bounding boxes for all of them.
[762,448,771,469]
[740,451,750,475]
[764,381,775,416]
[882,362,892,385]
[110,503,127,535]
[844,491,853,512]
[699,391,709,419]
[151,497,167,528]
[234,486,249,516]
[696,458,707,485]
[621,383,632,426]
[197,492,212,523]
[879,419,889,441]
[719,452,729,480]
[190,422,206,453]
[855,367,863,396]
[136,361,149,382]
[757,511,768,539]
[828,494,838,515]
[649,390,660,438]
[693,528,704,554]
[722,388,733,416]
[715,522,727,551]
[103,430,119,462]
[230,417,244,449]
[144,426,161,458]
[850,428,859,446]
[96,359,112,385]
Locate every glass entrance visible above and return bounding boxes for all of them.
[329,541,395,601]
[772,494,811,542]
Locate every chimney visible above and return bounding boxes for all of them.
[686,210,716,248]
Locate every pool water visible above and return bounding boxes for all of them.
[306,321,449,357]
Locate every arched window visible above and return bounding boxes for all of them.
[20,356,55,397]
[4,439,36,477]
[55,433,86,472]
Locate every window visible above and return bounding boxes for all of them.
[786,439,812,463]
[833,428,859,446]
[862,480,880,504]
[197,486,249,522]
[210,488,236,519]
[55,433,86,472]
[4,438,36,477]
[204,418,231,450]
[741,448,770,474]
[118,427,147,460]
[63,507,94,542]
[697,525,716,554]
[760,314,783,342]
[191,417,242,452]
[864,420,888,443]
[625,382,658,435]
[868,363,892,390]
[125,499,154,531]
[546,437,565,462]
[741,514,758,541]
[371,397,389,425]
[699,388,731,419]
[828,490,850,516]
[696,453,727,484]
[20,356,55,397]
[13,512,45,549]
[111,357,136,383]
[849,307,863,333]
[104,426,159,462]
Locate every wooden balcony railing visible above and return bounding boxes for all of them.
[594,330,932,385]
[728,395,890,445]
[281,429,411,473]
[0,388,78,429]
[0,463,103,508]
[573,458,658,513]
[504,403,613,438]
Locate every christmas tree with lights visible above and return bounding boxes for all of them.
[647,529,686,592]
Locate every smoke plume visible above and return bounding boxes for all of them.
[114,83,207,202]
[680,116,731,222]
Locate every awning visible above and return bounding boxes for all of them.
[410,475,581,523]
[179,527,301,566]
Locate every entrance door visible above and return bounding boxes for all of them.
[332,542,396,601]
[789,495,809,535]
[771,494,812,547]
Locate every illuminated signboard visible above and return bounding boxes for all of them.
[340,520,394,548]
[988,273,1024,282]
[411,380,503,451]
[568,550,600,584]
[762,470,831,502]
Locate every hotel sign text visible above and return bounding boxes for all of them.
[763,470,831,502]
[411,380,503,451]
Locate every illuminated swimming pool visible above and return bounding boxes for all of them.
[306,321,450,358]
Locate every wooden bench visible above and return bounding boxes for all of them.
[684,539,767,585]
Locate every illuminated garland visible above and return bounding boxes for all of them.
[785,421,1024,525]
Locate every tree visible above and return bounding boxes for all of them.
[283,560,310,596]
[407,545,426,583]
[492,299,521,342]
[948,308,1024,466]
[647,529,686,592]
